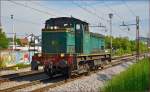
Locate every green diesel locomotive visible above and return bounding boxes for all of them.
[31,17,111,78]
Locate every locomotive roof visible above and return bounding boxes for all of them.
[45,17,88,25]
[90,32,105,38]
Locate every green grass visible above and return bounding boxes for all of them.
[11,63,30,70]
[101,58,150,92]
[0,63,30,70]
[14,63,30,69]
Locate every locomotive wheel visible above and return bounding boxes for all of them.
[31,61,39,70]
[63,66,71,79]
[44,66,53,78]
[85,64,90,75]
[100,64,104,69]
[94,65,99,70]
[67,66,71,79]
[48,68,53,78]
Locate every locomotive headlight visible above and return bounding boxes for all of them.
[69,54,73,56]
[38,53,41,57]
[60,53,65,57]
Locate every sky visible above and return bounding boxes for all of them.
[1,0,149,40]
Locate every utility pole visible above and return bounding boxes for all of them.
[148,0,150,60]
[0,0,1,55]
[11,14,15,51]
[109,13,113,60]
[136,16,140,61]
[14,33,16,50]
[120,16,140,61]
[34,34,36,54]
[0,0,2,32]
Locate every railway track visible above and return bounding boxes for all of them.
[0,78,49,92]
[0,66,19,71]
[31,55,137,92]
[0,70,44,83]
[0,54,145,92]
[0,73,63,92]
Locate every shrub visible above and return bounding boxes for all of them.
[101,58,150,92]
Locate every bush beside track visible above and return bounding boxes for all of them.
[0,63,30,71]
[101,58,150,92]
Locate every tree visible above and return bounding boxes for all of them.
[105,36,147,56]
[130,40,136,51]
[16,38,21,46]
[0,30,9,49]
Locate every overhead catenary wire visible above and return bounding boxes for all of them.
[7,0,58,17]
[83,0,135,27]
[2,0,107,37]
[102,0,137,35]
[29,0,106,28]
[71,1,110,31]
[83,1,128,35]
[83,1,119,25]
[6,0,97,27]
[102,0,125,22]
[82,2,109,27]
[72,1,128,37]
[6,33,26,36]
[2,16,43,26]
[122,0,137,17]
[79,1,129,34]
[7,0,126,29]
[119,0,140,39]
[81,1,129,37]
[30,1,70,17]
[83,1,106,19]
[72,1,109,22]
[81,1,127,33]
[34,0,96,26]
[4,0,132,38]
[101,0,133,37]
[28,1,91,24]
[2,15,43,38]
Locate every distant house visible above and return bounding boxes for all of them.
[19,37,29,46]
[7,35,41,51]
[8,37,28,47]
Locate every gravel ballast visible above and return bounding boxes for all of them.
[0,60,137,92]
[47,61,135,92]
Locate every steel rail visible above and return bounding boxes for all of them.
[0,70,44,83]
[0,78,49,92]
